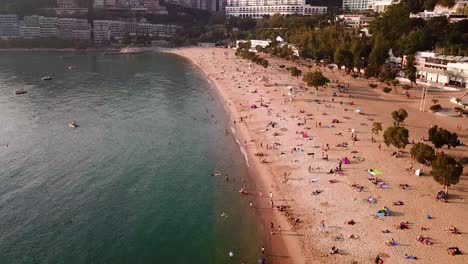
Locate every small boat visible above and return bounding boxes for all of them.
[68,66,76,70]
[15,89,27,95]
[68,122,79,128]
[42,76,52,81]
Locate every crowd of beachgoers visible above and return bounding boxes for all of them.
[168,47,467,264]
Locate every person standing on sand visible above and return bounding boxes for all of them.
[378,144,382,150]
[270,222,275,234]
[262,246,265,254]
[278,225,282,234]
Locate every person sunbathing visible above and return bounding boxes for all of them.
[385,238,396,246]
[417,235,433,245]
[393,201,405,206]
[447,247,461,255]
[329,246,339,255]
[399,184,410,190]
[395,222,409,230]
[312,190,322,195]
[445,226,461,234]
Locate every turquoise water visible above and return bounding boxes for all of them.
[0,52,261,263]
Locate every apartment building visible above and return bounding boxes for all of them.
[0,14,20,38]
[342,0,371,11]
[226,0,327,18]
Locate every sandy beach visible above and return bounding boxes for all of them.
[166,47,467,264]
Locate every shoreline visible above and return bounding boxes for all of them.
[163,47,467,264]
[166,49,306,264]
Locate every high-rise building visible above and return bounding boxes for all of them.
[342,0,372,11]
[226,0,327,18]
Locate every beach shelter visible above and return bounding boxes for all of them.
[355,109,362,113]
[376,207,391,217]
[286,86,298,97]
[415,168,422,176]
[343,157,350,164]
[257,75,269,83]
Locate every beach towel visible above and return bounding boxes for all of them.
[368,168,383,176]
[329,180,338,184]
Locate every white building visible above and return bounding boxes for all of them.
[20,27,41,39]
[373,0,398,13]
[93,20,111,43]
[337,14,374,28]
[412,51,468,89]
[72,29,91,40]
[40,27,59,38]
[410,10,468,22]
[39,17,58,28]
[236,39,271,49]
[226,0,327,18]
[342,0,372,11]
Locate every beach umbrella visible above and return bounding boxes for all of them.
[355,109,361,113]
[286,86,298,97]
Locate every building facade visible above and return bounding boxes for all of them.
[342,0,371,11]
[0,14,20,38]
[226,0,327,18]
[413,51,468,89]
[57,0,78,8]
[337,14,374,28]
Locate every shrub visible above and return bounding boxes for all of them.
[383,87,392,93]
[429,104,442,111]
[402,85,411,90]
[369,83,378,89]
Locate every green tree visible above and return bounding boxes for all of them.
[391,108,408,125]
[289,67,302,80]
[378,64,397,86]
[372,122,383,135]
[303,71,330,95]
[428,125,459,150]
[431,154,463,196]
[410,143,436,163]
[383,125,410,156]
[334,48,353,72]
[404,55,418,85]
[390,79,400,94]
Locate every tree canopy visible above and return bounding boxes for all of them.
[431,154,463,195]
[303,71,330,88]
[428,125,459,150]
[383,125,410,154]
[391,109,409,125]
[410,143,435,163]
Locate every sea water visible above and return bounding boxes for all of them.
[0,52,261,263]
